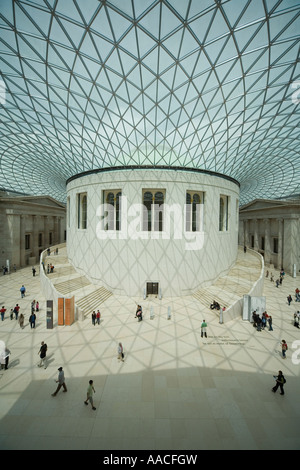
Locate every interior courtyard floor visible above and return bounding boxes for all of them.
[0,257,300,451]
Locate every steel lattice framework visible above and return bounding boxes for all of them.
[0,0,299,204]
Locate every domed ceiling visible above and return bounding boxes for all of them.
[0,0,299,204]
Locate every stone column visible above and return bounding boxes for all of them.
[283,217,298,275]
[264,218,271,264]
[32,215,39,263]
[253,219,259,251]
[44,216,49,248]
[277,218,283,270]
[243,219,249,247]
[54,216,59,245]
[20,215,25,267]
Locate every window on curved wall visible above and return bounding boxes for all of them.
[154,191,164,232]
[219,195,229,231]
[186,191,204,231]
[116,192,122,231]
[67,196,70,228]
[81,195,87,229]
[103,190,122,231]
[143,190,165,232]
[77,192,87,229]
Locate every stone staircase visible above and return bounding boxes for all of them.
[54,275,91,295]
[192,247,262,312]
[44,245,113,320]
[75,286,113,317]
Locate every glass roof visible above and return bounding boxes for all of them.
[0,0,299,204]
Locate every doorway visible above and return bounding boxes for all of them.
[146,282,159,296]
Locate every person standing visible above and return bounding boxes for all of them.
[20,285,26,298]
[272,371,286,395]
[281,340,288,359]
[96,310,101,325]
[38,341,48,369]
[118,342,124,362]
[52,367,67,396]
[201,320,208,338]
[92,311,96,326]
[1,347,10,370]
[29,311,36,329]
[268,315,273,331]
[0,306,6,321]
[84,380,96,410]
[32,266,36,277]
[19,313,25,329]
[287,295,292,306]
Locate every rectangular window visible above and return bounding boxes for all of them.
[251,235,254,248]
[103,190,122,230]
[273,237,278,254]
[261,236,265,251]
[77,192,87,229]
[49,232,52,245]
[67,196,70,228]
[38,233,43,247]
[25,234,30,250]
[185,191,204,232]
[219,195,229,231]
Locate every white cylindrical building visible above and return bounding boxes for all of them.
[66,167,240,297]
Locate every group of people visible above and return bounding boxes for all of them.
[47,264,55,274]
[252,310,273,331]
[1,297,40,329]
[210,300,221,310]
[266,269,286,287]
[91,310,101,325]
[287,288,300,305]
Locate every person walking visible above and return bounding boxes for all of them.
[52,367,67,396]
[0,306,6,321]
[96,310,101,325]
[14,304,20,320]
[281,340,288,359]
[20,285,26,298]
[272,370,286,395]
[201,320,208,338]
[287,295,292,306]
[29,312,36,329]
[84,380,96,410]
[18,313,25,329]
[32,266,36,277]
[38,341,47,369]
[118,342,124,362]
[92,311,96,326]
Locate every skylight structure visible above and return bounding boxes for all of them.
[0,0,299,204]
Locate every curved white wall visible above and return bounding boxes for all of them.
[66,168,239,297]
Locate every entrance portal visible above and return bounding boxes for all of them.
[146,282,159,296]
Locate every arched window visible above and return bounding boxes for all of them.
[77,192,87,229]
[103,190,122,231]
[186,191,204,232]
[143,189,165,232]
[154,191,164,232]
[143,191,153,231]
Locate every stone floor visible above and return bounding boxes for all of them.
[0,258,299,450]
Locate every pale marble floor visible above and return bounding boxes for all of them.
[0,260,300,450]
